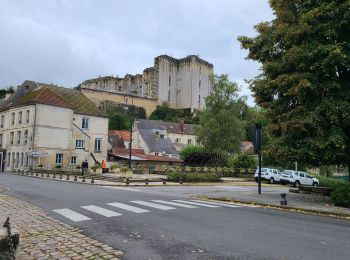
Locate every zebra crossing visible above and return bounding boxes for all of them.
[52,199,254,222]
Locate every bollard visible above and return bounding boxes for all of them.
[53,173,56,179]
[280,193,287,205]
[60,173,63,179]
[82,176,85,182]
[163,180,166,185]
[125,178,129,186]
[74,175,77,181]
[41,172,44,177]
[179,178,183,184]
[67,174,70,180]
[145,178,149,185]
[47,172,50,178]
[91,177,94,184]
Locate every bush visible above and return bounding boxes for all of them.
[179,145,205,160]
[331,184,350,208]
[228,153,257,169]
[167,172,221,182]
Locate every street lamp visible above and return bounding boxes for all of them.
[123,95,133,169]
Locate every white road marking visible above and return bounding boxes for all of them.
[53,208,91,222]
[104,187,142,192]
[152,200,198,208]
[172,200,220,208]
[191,200,240,208]
[107,202,150,213]
[131,201,176,210]
[81,205,122,217]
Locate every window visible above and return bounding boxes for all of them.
[16,153,19,167]
[155,152,159,156]
[0,115,4,128]
[55,154,63,165]
[21,153,24,166]
[82,117,89,129]
[199,95,201,105]
[18,111,22,124]
[155,131,160,139]
[25,153,29,167]
[17,131,21,145]
[95,138,102,152]
[0,134,2,147]
[26,110,30,123]
[71,156,77,165]
[168,90,171,102]
[11,113,15,125]
[10,132,14,145]
[75,140,85,149]
[169,75,171,86]
[199,80,201,89]
[188,139,192,145]
[24,130,28,145]
[160,134,165,139]
[299,173,305,177]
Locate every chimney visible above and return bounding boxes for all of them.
[179,119,185,133]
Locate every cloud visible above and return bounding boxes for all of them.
[0,0,273,104]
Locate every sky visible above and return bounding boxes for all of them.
[0,0,274,105]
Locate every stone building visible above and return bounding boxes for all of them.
[0,80,108,171]
[79,55,214,116]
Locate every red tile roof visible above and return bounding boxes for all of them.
[109,130,131,142]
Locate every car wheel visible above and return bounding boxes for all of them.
[269,178,274,184]
[312,182,318,187]
[294,181,300,188]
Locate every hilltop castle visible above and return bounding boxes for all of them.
[79,55,214,116]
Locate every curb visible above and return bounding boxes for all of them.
[199,196,350,220]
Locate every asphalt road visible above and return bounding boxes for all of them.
[1,173,350,260]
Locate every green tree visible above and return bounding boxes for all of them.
[196,74,245,154]
[0,86,15,99]
[179,145,205,160]
[238,1,350,180]
[108,111,133,130]
[228,153,257,169]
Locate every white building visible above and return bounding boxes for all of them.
[0,81,109,171]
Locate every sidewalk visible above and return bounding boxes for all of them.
[0,190,123,259]
[203,188,350,219]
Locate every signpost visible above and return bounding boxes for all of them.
[253,124,262,194]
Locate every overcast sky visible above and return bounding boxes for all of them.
[0,0,274,105]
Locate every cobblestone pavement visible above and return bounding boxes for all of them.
[0,192,123,260]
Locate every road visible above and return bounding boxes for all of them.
[1,173,350,260]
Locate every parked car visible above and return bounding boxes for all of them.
[254,168,281,184]
[288,171,319,187]
[280,170,297,185]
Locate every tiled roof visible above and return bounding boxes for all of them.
[109,130,131,142]
[164,122,198,135]
[136,119,178,155]
[0,80,107,117]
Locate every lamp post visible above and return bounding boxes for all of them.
[124,95,133,169]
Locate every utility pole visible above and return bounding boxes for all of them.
[253,123,262,194]
[124,96,134,169]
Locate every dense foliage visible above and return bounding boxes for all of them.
[167,172,221,182]
[196,74,246,154]
[228,153,257,169]
[317,175,350,208]
[179,145,205,160]
[149,103,199,124]
[0,86,15,99]
[238,0,350,179]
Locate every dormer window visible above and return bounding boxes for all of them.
[160,134,165,139]
[155,131,160,139]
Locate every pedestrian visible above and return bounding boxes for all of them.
[82,160,88,176]
[101,160,107,174]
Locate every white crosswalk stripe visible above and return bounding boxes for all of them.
[152,200,198,208]
[172,200,220,208]
[191,200,241,208]
[53,208,91,222]
[81,205,122,217]
[107,202,150,213]
[131,200,176,210]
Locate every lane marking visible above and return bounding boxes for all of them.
[172,200,220,208]
[191,200,240,208]
[130,201,176,210]
[81,205,122,217]
[104,187,142,192]
[107,202,150,213]
[152,200,198,208]
[53,208,91,222]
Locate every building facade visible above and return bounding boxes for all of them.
[79,55,214,115]
[0,81,108,171]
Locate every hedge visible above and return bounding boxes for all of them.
[316,175,350,208]
[167,172,221,182]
